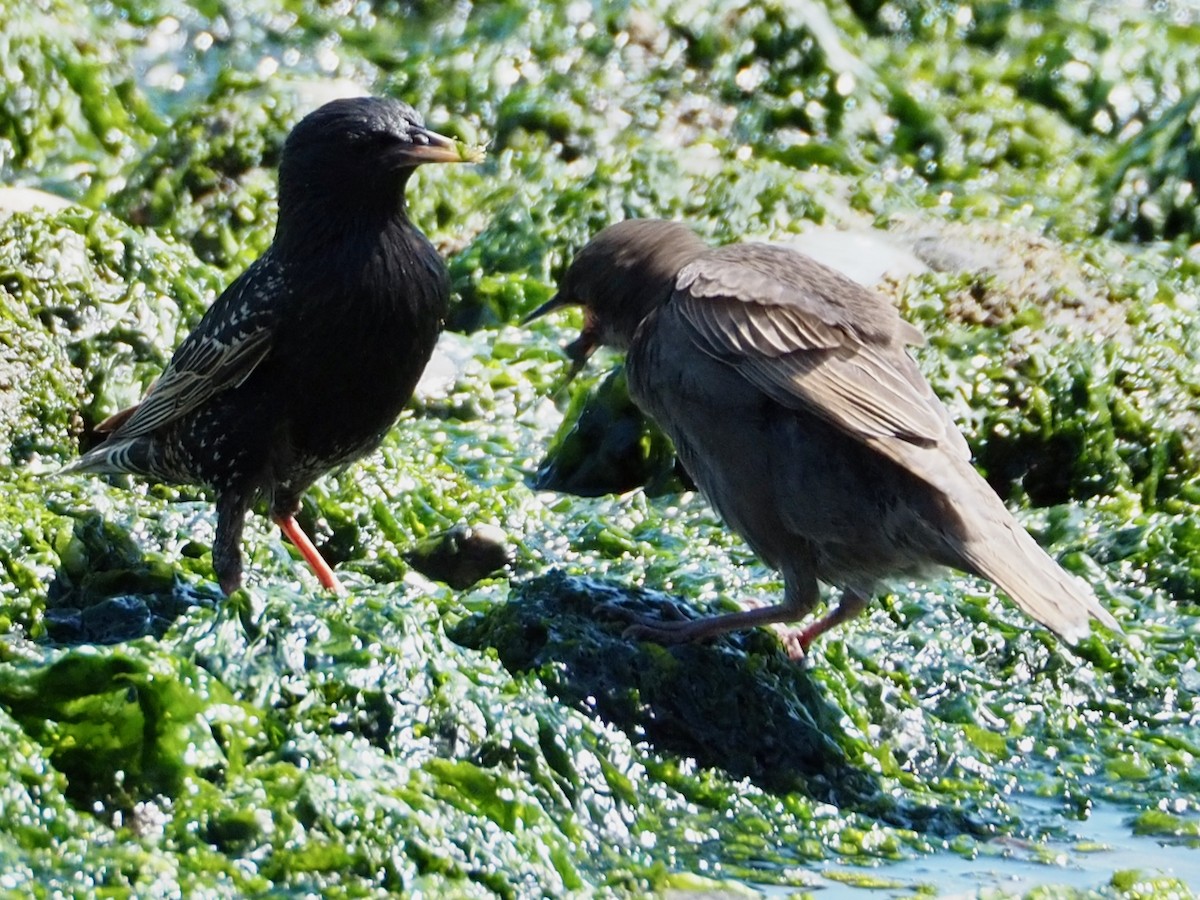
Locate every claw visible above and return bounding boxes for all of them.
[595,600,638,623]
[596,598,695,631]
[622,620,705,645]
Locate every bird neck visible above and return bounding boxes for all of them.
[273,170,417,266]
[596,262,692,351]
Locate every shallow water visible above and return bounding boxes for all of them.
[807,800,1199,896]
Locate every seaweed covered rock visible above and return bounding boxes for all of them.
[845,3,1200,239]
[532,366,681,498]
[0,207,219,459]
[453,571,1019,837]
[0,0,159,201]
[42,509,211,645]
[453,571,865,799]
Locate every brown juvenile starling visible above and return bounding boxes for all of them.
[63,97,482,595]
[527,219,1118,655]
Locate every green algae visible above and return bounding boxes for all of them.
[0,0,161,203]
[0,207,220,455]
[533,366,683,498]
[1,0,1200,896]
[1100,88,1200,244]
[108,74,306,269]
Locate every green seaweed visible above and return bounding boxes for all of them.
[0,0,161,204]
[533,366,683,498]
[0,0,1199,896]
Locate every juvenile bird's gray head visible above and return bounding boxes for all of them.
[527,219,707,369]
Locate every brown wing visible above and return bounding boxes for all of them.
[675,243,970,460]
[105,252,286,439]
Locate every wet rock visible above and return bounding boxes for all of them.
[404,523,511,590]
[45,595,154,645]
[453,571,863,797]
[451,570,986,834]
[44,512,212,643]
[532,366,682,497]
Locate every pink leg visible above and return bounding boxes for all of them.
[791,588,870,658]
[273,513,344,594]
[618,575,825,658]
[615,580,870,661]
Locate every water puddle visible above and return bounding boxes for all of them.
[805,800,1198,896]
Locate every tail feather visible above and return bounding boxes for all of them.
[59,437,156,479]
[872,421,1119,645]
[958,503,1119,643]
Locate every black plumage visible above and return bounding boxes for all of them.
[529,219,1118,656]
[65,96,481,594]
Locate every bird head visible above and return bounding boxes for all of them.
[278,96,483,214]
[525,219,707,377]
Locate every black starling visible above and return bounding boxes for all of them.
[528,219,1118,656]
[64,96,482,595]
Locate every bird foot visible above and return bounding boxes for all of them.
[218,569,244,597]
[621,619,711,645]
[771,629,806,662]
[622,617,813,659]
[598,596,819,661]
[598,599,737,647]
[729,596,810,660]
[596,594,830,663]
[596,599,694,625]
[597,599,716,644]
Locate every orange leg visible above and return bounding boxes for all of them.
[272,513,344,595]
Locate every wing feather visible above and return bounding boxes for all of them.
[674,244,969,459]
[106,253,287,439]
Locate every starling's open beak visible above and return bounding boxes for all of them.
[522,293,599,387]
[399,126,486,165]
[521,292,572,325]
[561,327,598,383]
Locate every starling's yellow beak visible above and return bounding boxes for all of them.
[400,126,486,165]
